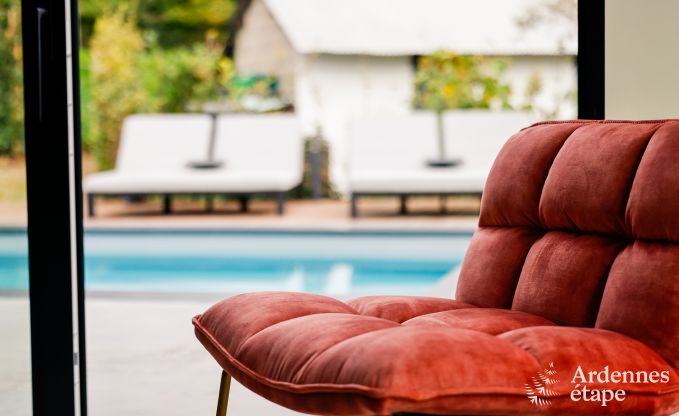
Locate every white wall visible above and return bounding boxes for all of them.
[234,0,296,101]
[504,55,577,119]
[295,54,414,193]
[606,0,679,119]
[294,54,576,194]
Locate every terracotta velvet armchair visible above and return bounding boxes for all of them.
[193,120,679,415]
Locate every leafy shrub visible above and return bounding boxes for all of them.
[0,0,23,156]
[87,7,223,169]
[413,50,515,159]
[80,0,236,47]
[79,49,95,152]
[139,42,222,113]
[89,7,146,169]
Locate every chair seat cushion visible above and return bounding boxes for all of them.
[193,292,679,415]
[347,295,474,323]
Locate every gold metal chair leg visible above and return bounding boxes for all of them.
[216,371,231,416]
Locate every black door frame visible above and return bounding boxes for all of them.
[21,0,87,414]
[578,0,605,119]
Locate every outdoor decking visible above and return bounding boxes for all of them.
[82,197,480,231]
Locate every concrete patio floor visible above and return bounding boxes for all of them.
[0,296,305,416]
[0,273,462,416]
[83,196,480,231]
[0,196,480,231]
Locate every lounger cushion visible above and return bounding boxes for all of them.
[349,169,488,194]
[85,171,300,194]
[84,113,303,195]
[194,292,679,415]
[348,111,535,195]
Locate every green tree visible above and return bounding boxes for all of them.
[86,6,224,169]
[414,50,512,112]
[79,0,130,44]
[89,7,146,169]
[0,0,23,155]
[139,0,235,46]
[139,43,222,112]
[79,0,236,47]
[414,50,512,159]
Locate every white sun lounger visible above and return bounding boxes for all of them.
[347,111,535,217]
[84,113,303,216]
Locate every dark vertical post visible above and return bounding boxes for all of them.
[309,137,323,200]
[276,192,286,215]
[87,194,95,218]
[399,195,408,215]
[21,0,87,414]
[578,0,605,119]
[350,193,358,218]
[239,195,249,213]
[206,112,218,162]
[163,195,172,214]
[205,195,214,212]
[70,0,88,407]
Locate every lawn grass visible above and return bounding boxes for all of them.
[0,153,98,204]
[0,156,26,202]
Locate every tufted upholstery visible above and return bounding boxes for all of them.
[458,120,679,367]
[194,120,679,415]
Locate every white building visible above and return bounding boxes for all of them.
[234,0,577,193]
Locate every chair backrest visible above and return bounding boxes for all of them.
[213,114,303,176]
[348,111,534,173]
[456,120,679,368]
[115,114,213,172]
[442,111,536,170]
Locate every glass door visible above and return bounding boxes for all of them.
[0,0,600,414]
[0,0,87,414]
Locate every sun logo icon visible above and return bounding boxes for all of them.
[525,362,560,406]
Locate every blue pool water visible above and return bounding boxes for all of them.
[0,229,471,297]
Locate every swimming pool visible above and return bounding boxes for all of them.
[0,229,472,297]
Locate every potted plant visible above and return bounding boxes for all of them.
[414,50,513,167]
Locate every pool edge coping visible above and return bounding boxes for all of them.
[0,225,476,237]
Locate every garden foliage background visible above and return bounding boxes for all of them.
[0,0,574,171]
[0,0,237,168]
